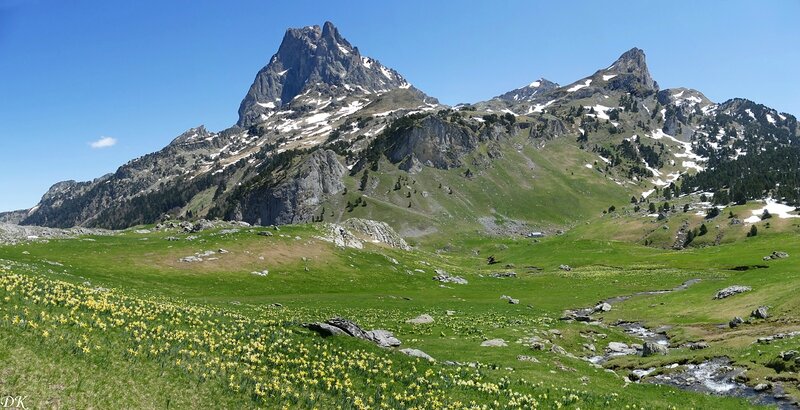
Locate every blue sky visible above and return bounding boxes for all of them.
[1,0,798,212]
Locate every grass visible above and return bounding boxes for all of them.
[1,218,797,408]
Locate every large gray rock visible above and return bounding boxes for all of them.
[366,329,401,347]
[641,342,668,357]
[433,269,468,285]
[480,339,508,347]
[751,306,769,319]
[400,348,434,362]
[714,285,752,299]
[406,314,434,325]
[304,317,402,348]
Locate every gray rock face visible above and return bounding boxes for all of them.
[641,341,668,356]
[386,116,489,170]
[400,348,434,361]
[601,48,659,96]
[341,218,411,250]
[714,285,752,299]
[238,150,346,226]
[238,22,414,127]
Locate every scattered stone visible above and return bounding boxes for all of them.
[480,339,508,347]
[165,236,179,241]
[517,355,540,363]
[500,295,519,304]
[779,350,798,361]
[754,383,771,392]
[400,348,434,361]
[251,270,269,277]
[751,306,769,319]
[729,316,745,328]
[257,231,273,237]
[757,331,800,344]
[687,342,709,350]
[714,285,752,299]
[763,251,789,261]
[218,248,229,254]
[489,271,517,278]
[559,264,572,271]
[594,302,612,313]
[550,344,569,355]
[366,329,402,347]
[432,269,468,285]
[446,310,456,316]
[641,341,668,357]
[406,314,434,325]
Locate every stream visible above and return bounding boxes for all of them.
[571,278,798,408]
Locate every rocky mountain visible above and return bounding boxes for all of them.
[12,24,799,234]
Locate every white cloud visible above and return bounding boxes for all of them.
[90,136,117,149]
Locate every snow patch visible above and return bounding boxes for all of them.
[567,79,592,92]
[602,74,617,81]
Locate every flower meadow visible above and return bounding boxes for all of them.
[0,261,628,409]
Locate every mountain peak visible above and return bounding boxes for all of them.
[237,22,412,127]
[600,47,658,95]
[494,78,559,102]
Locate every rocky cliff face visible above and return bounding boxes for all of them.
[234,149,346,226]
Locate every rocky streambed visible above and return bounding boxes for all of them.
[566,278,798,408]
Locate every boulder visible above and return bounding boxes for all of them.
[500,295,519,304]
[729,316,745,328]
[432,269,468,285]
[559,264,572,271]
[641,341,668,356]
[751,306,769,319]
[480,339,508,347]
[754,383,771,392]
[400,348,434,361]
[366,330,402,347]
[764,251,789,260]
[324,317,371,339]
[406,314,434,325]
[304,318,403,348]
[304,322,347,337]
[714,285,752,299]
[594,302,612,313]
[687,342,709,350]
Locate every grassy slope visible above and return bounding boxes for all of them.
[2,221,798,408]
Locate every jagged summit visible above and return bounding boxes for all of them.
[494,78,559,102]
[598,47,658,95]
[237,21,415,127]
